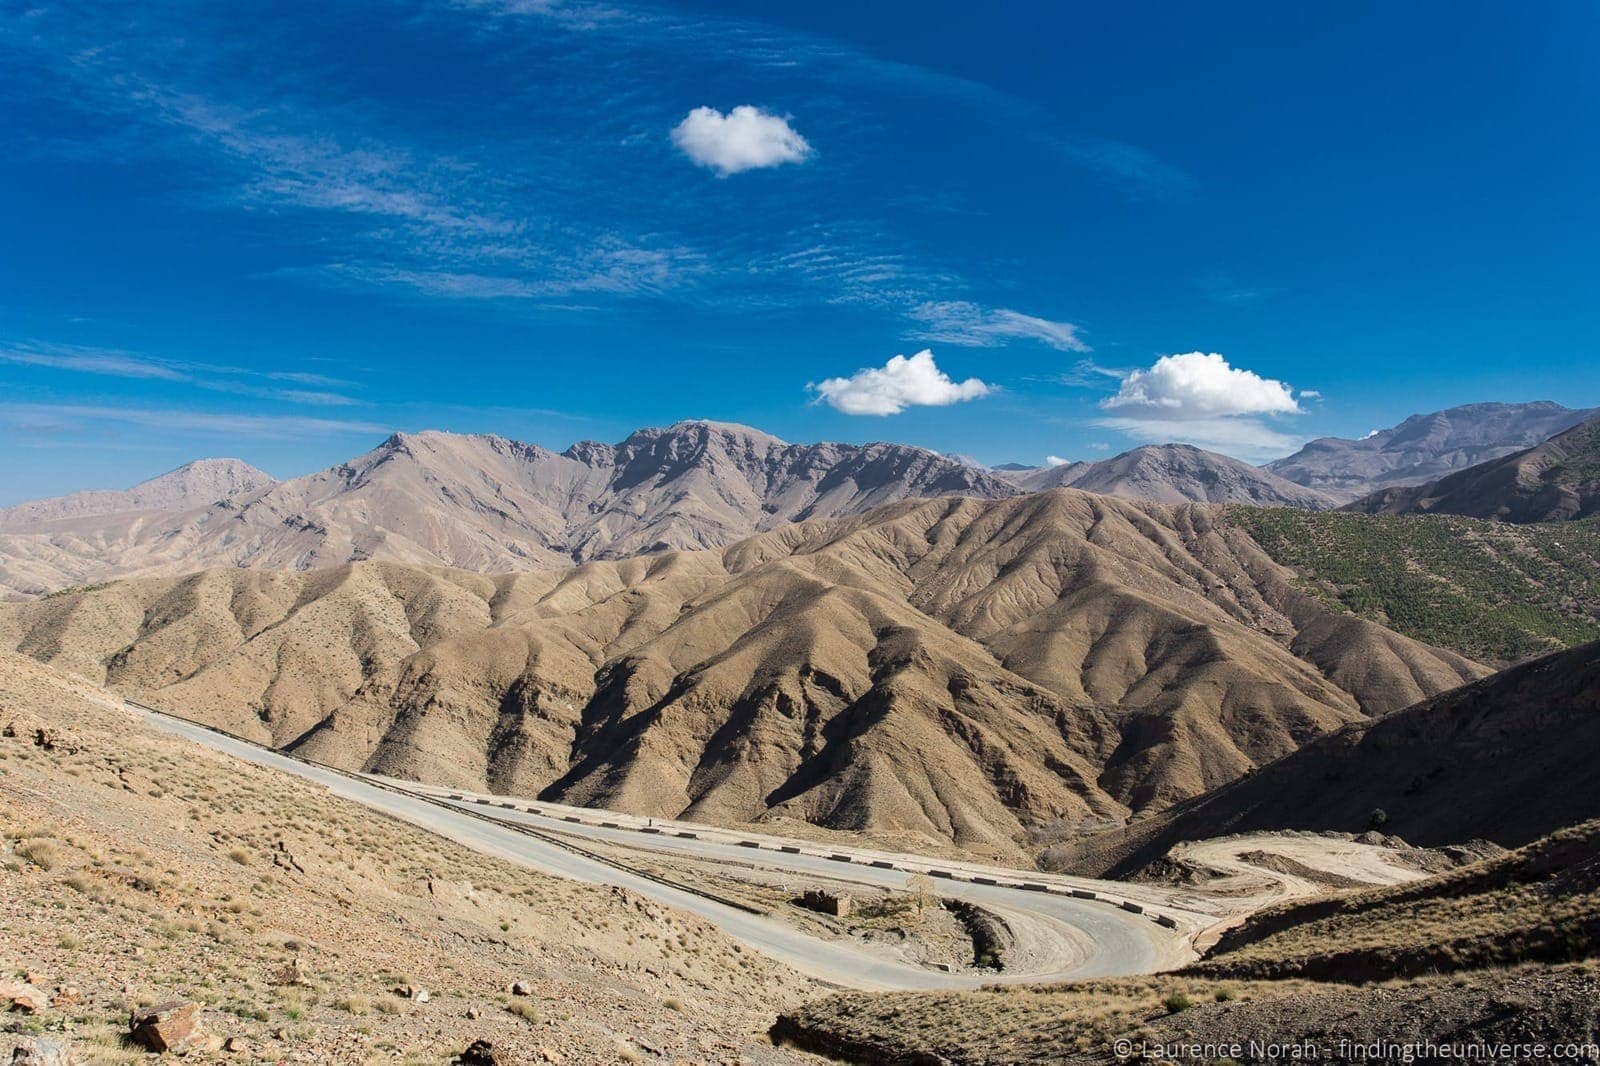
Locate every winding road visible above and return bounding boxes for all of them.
[133,702,1214,992]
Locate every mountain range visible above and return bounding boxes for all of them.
[993,444,1338,508]
[0,488,1483,858]
[1265,400,1600,500]
[2,399,1598,860]
[8,401,1592,601]
[1347,414,1600,522]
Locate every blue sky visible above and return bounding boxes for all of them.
[2,0,1598,503]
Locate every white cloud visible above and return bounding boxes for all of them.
[1045,455,1070,467]
[1299,388,1322,400]
[671,106,811,176]
[908,301,1089,352]
[1361,428,1381,439]
[1091,352,1307,462]
[811,349,992,416]
[1101,352,1300,420]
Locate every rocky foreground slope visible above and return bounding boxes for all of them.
[0,651,811,1063]
[0,489,1482,858]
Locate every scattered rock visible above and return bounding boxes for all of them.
[9,1037,74,1066]
[452,1039,499,1065]
[32,726,80,754]
[393,984,429,1002]
[509,980,532,996]
[0,979,49,1014]
[49,987,81,1008]
[535,1047,563,1064]
[128,1000,205,1053]
[465,1006,481,1020]
[222,1036,248,1054]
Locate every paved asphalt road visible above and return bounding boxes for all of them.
[135,704,1191,992]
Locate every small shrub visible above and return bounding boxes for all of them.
[334,993,371,1015]
[1163,992,1192,1014]
[506,1000,540,1024]
[17,838,60,871]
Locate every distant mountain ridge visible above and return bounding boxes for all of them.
[1266,401,1599,499]
[0,458,275,529]
[1347,416,1600,523]
[0,421,1021,598]
[997,444,1338,509]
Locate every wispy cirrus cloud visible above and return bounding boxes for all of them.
[0,341,363,406]
[0,403,387,439]
[0,342,188,381]
[908,301,1089,352]
[6,0,1183,335]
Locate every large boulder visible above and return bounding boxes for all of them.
[0,979,48,1014]
[128,1000,206,1053]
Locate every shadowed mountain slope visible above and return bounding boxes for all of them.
[1055,639,1600,877]
[1347,416,1600,523]
[1266,400,1598,500]
[0,489,1482,858]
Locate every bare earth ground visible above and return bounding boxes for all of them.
[0,650,816,1064]
[773,822,1600,1063]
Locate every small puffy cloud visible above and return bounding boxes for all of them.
[1361,428,1381,440]
[1101,351,1300,420]
[1046,455,1071,467]
[671,106,811,176]
[909,301,1089,353]
[812,349,992,416]
[1299,388,1323,400]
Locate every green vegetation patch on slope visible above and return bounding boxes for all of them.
[1229,507,1600,662]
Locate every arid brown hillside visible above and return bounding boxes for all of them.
[0,490,1482,858]
[1055,639,1600,877]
